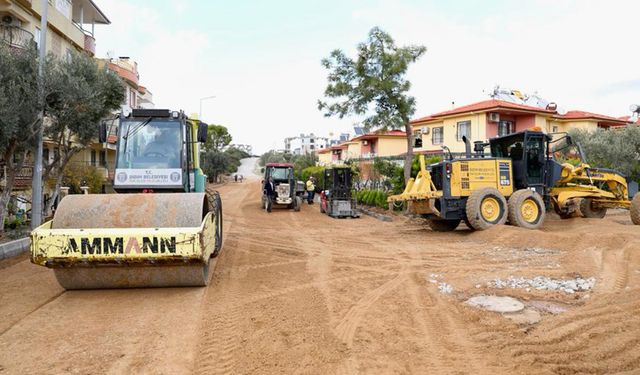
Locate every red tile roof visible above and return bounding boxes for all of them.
[411,99,629,127]
[618,115,639,124]
[556,111,624,122]
[352,129,406,141]
[411,99,555,124]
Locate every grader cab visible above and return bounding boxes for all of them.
[388,129,640,231]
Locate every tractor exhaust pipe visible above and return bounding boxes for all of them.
[462,136,471,158]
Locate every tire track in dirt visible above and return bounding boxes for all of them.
[193,309,242,375]
[0,290,65,336]
[334,271,408,346]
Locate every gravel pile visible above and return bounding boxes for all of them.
[489,276,595,294]
[427,274,454,294]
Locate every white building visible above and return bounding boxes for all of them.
[284,133,329,155]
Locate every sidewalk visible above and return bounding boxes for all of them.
[0,237,30,260]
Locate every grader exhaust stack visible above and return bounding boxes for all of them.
[30,109,223,289]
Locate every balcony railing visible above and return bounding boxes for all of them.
[83,34,95,55]
[0,164,34,189]
[0,25,35,50]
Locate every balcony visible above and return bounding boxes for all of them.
[0,164,34,189]
[83,33,95,55]
[0,24,34,49]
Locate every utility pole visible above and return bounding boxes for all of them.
[199,95,216,121]
[31,0,48,228]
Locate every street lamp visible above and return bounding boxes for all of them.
[199,95,216,121]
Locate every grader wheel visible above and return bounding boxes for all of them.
[580,198,607,219]
[465,188,508,230]
[631,194,640,225]
[508,189,545,229]
[426,218,461,232]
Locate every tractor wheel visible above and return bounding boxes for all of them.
[508,189,546,229]
[630,194,640,225]
[294,196,302,212]
[465,188,508,230]
[579,198,606,218]
[427,218,461,232]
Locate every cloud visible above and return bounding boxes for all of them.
[93,0,640,153]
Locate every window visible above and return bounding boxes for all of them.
[90,150,97,166]
[34,27,41,51]
[99,150,107,167]
[413,130,423,148]
[552,126,558,133]
[129,88,136,107]
[432,127,444,145]
[456,121,471,141]
[498,121,513,136]
[65,48,73,63]
[310,145,315,150]
[116,120,182,169]
[309,138,314,143]
[43,148,49,163]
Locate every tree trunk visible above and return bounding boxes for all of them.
[45,171,65,216]
[403,122,414,181]
[0,146,26,235]
[44,146,79,215]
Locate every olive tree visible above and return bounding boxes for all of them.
[42,51,124,212]
[0,43,40,234]
[318,27,426,180]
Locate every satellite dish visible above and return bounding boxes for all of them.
[557,107,568,116]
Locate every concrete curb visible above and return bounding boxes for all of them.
[357,207,393,222]
[0,237,30,260]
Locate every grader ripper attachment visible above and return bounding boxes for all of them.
[389,129,640,231]
[30,109,223,289]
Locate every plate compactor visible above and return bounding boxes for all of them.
[320,167,359,218]
[389,129,640,231]
[30,109,223,289]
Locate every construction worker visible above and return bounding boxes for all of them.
[306,176,315,204]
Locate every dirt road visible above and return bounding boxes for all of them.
[1,176,639,374]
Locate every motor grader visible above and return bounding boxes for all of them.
[388,129,640,231]
[30,109,223,289]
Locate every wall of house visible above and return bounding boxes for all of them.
[317,152,332,166]
[377,137,407,157]
[547,120,599,134]
[413,113,487,153]
[346,142,360,159]
[360,140,374,155]
[1,0,82,58]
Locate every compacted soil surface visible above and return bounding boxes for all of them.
[1,171,638,374]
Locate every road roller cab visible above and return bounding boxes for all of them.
[110,109,209,193]
[30,109,223,289]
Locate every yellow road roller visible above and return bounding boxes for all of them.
[30,109,223,289]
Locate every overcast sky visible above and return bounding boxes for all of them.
[94,0,640,153]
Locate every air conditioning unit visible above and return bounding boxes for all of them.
[489,112,500,122]
[2,15,14,25]
[421,127,429,134]
[362,140,369,145]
